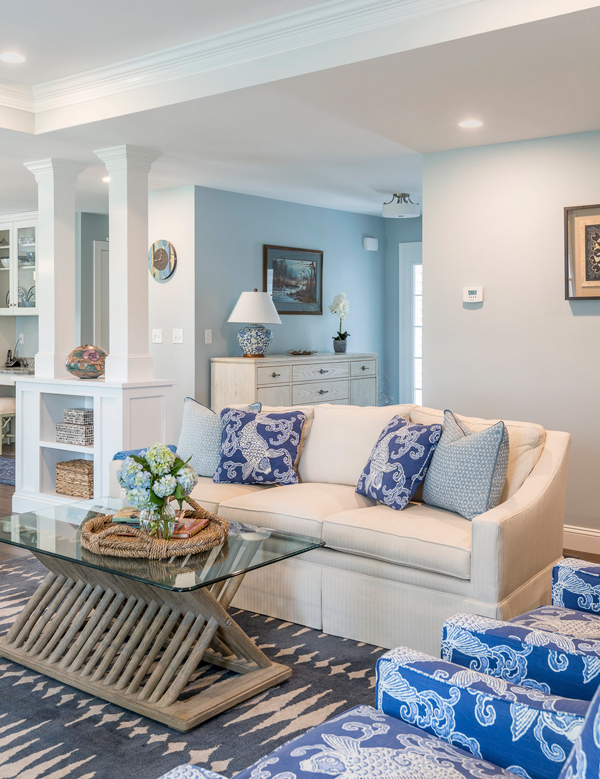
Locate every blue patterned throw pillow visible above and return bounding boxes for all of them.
[423,409,509,520]
[177,398,261,478]
[355,415,442,510]
[213,408,306,485]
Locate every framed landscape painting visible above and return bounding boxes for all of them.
[565,204,600,299]
[263,245,323,315]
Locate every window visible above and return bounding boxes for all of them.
[412,263,423,405]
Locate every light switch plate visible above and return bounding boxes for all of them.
[152,329,163,344]
[204,329,212,344]
[463,286,484,303]
[173,329,184,344]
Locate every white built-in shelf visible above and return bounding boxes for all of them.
[41,441,95,454]
[40,488,80,503]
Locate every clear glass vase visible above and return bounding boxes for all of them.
[140,502,177,540]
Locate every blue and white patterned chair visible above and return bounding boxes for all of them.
[442,559,600,701]
[158,644,593,779]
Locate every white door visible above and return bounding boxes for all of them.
[93,241,109,352]
[399,242,423,404]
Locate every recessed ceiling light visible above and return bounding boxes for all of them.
[0,52,25,63]
[459,119,484,128]
[102,176,110,182]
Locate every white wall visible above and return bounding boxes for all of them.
[423,130,600,534]
[148,186,195,440]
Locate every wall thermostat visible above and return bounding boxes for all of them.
[463,287,484,303]
[363,237,379,251]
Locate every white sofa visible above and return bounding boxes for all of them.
[109,403,571,655]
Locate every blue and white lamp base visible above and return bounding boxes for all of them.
[237,324,273,357]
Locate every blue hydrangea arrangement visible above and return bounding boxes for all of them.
[116,444,198,536]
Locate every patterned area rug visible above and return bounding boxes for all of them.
[0,456,15,485]
[0,555,385,779]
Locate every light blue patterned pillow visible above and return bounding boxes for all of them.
[356,415,442,510]
[422,409,509,520]
[177,398,261,478]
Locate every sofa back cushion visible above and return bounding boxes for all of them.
[299,404,415,486]
[410,406,546,501]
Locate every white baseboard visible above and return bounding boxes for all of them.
[564,524,600,555]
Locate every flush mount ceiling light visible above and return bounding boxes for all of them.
[0,52,25,63]
[102,176,110,182]
[382,193,421,219]
[459,119,484,128]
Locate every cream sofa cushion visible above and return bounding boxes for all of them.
[323,502,472,580]
[190,477,272,514]
[298,403,415,486]
[219,482,375,537]
[410,407,546,501]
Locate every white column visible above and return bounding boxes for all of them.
[94,145,160,383]
[24,159,83,379]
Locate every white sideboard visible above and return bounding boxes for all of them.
[211,353,378,411]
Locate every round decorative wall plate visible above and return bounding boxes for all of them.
[148,240,177,281]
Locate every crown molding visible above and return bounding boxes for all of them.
[94,145,161,173]
[32,0,482,112]
[24,159,86,184]
[0,82,34,113]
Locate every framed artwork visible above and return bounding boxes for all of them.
[263,245,323,315]
[565,204,600,300]
[148,239,177,282]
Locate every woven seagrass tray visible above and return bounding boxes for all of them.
[80,496,229,560]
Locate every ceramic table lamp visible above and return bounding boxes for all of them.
[228,289,282,357]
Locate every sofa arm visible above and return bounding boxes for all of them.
[553,558,600,614]
[377,645,587,779]
[157,767,227,779]
[108,460,126,500]
[471,430,571,604]
[442,613,600,701]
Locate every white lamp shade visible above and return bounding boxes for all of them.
[228,290,282,325]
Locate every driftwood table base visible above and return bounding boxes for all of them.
[0,552,291,732]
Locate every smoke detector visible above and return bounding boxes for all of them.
[382,193,420,218]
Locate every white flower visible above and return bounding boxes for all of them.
[329,292,350,320]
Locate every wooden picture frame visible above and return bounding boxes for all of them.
[263,245,323,315]
[565,204,600,300]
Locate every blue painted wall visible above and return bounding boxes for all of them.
[194,187,388,406]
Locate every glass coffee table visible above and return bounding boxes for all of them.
[0,497,323,732]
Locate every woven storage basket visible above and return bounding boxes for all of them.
[56,459,94,499]
[80,496,229,560]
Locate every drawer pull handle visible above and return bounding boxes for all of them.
[318,368,329,374]
[318,389,329,395]
[361,365,368,371]
[271,372,281,378]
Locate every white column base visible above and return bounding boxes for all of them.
[104,354,154,383]
[34,351,70,379]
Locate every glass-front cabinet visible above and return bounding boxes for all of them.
[0,214,37,316]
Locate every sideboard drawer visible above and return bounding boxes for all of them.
[257,365,291,385]
[293,380,349,404]
[351,360,377,377]
[292,361,349,382]
[257,385,291,406]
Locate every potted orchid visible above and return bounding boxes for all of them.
[116,443,198,539]
[329,292,350,353]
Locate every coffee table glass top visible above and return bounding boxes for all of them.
[0,497,324,592]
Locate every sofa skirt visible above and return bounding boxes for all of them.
[231,549,556,655]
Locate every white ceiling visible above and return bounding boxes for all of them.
[0,0,330,84]
[1,2,600,218]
